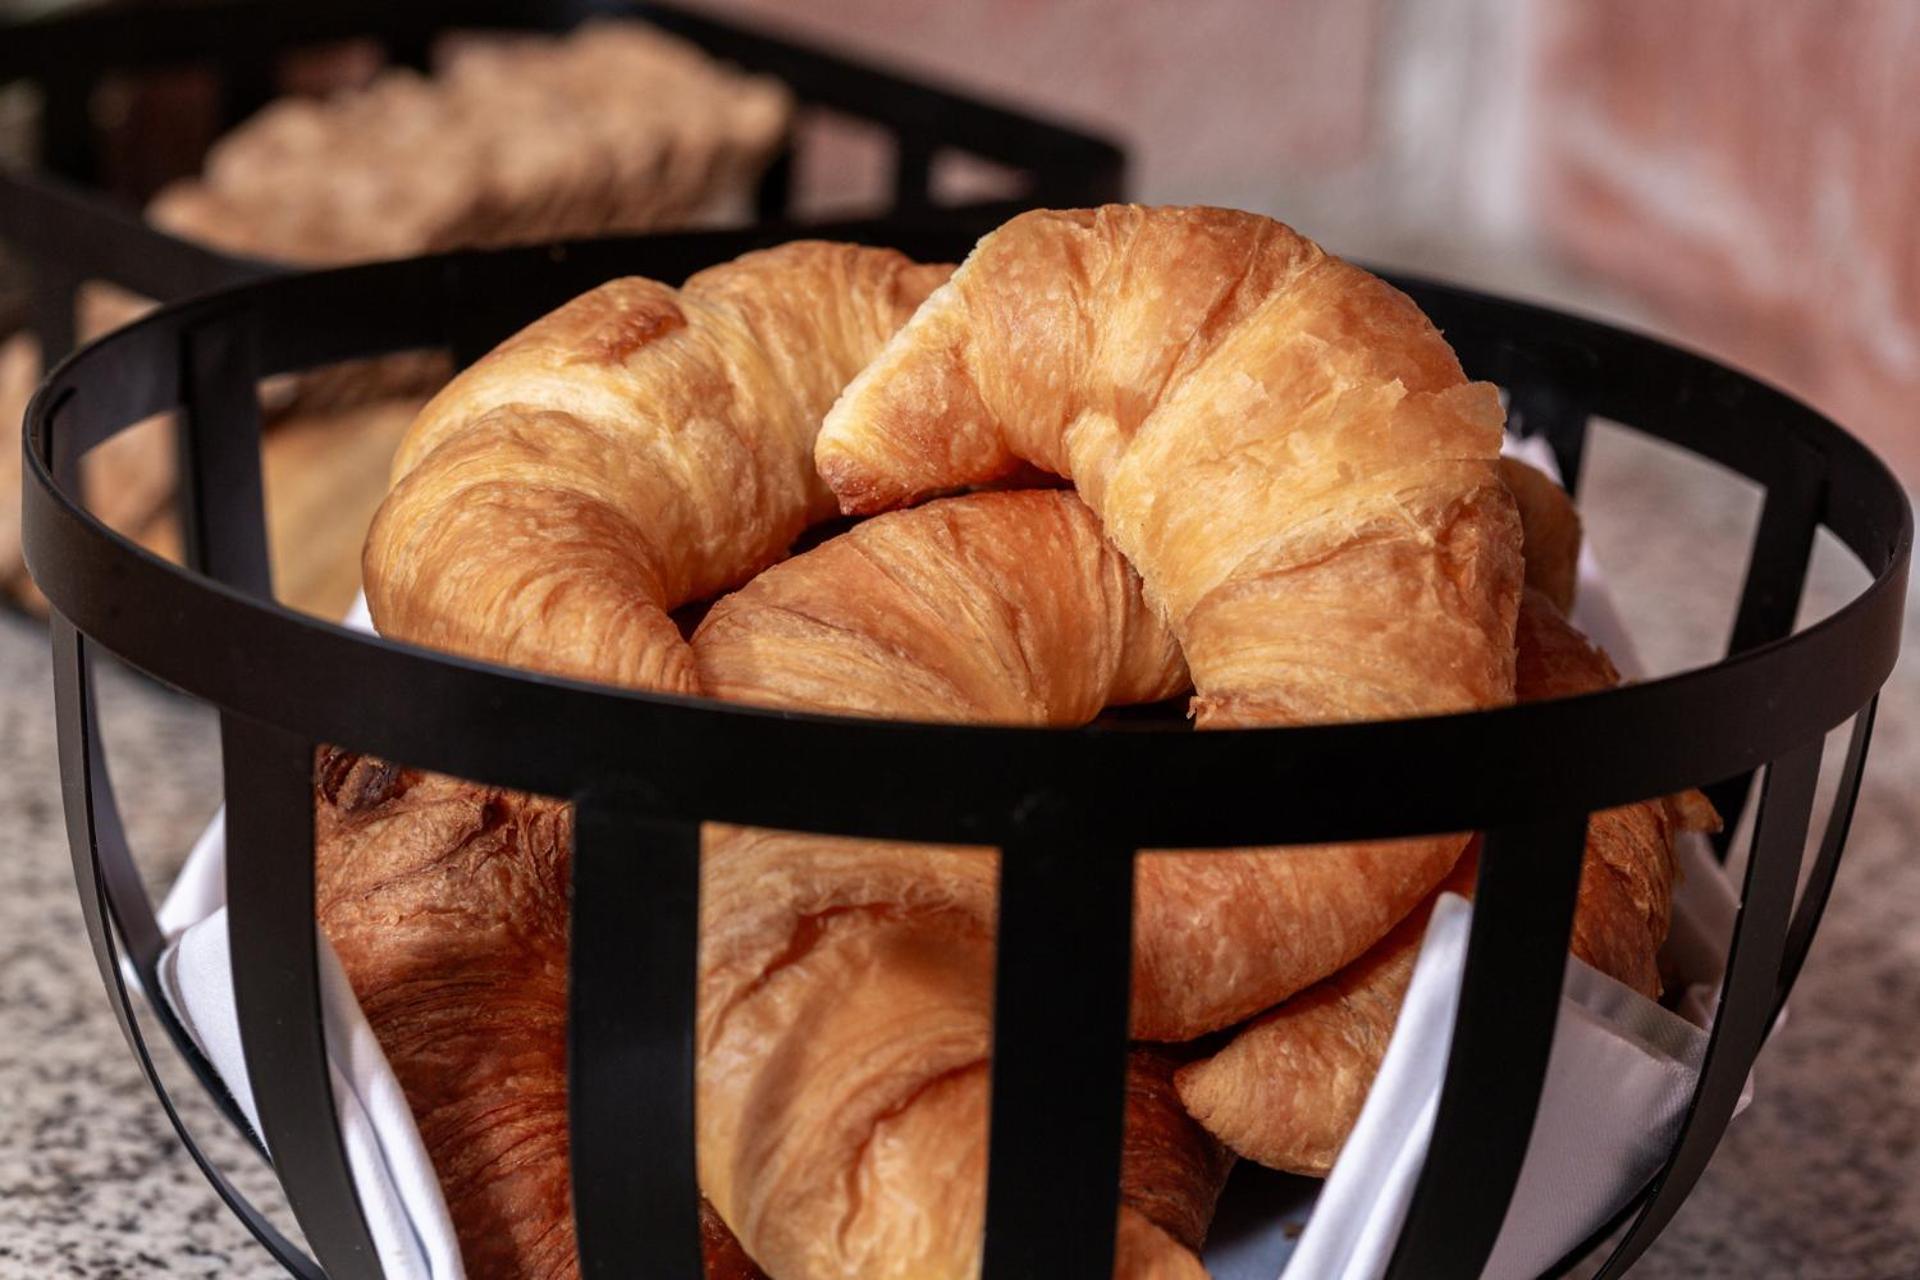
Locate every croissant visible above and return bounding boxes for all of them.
[331,492,1218,1275]
[814,206,1523,1038]
[693,488,1187,720]
[315,751,582,1280]
[698,825,1225,1280]
[1173,589,1719,1174]
[313,751,813,1279]
[691,485,1428,1066]
[362,241,951,691]
[816,207,1520,719]
[691,492,1222,1278]
[316,775,1229,1280]
[1499,456,1581,614]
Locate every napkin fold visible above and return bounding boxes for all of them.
[152,440,1753,1280]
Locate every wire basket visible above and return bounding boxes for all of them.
[0,0,1124,361]
[20,223,1911,1279]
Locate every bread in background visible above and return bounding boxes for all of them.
[148,20,792,266]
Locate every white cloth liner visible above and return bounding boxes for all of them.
[151,439,1755,1280]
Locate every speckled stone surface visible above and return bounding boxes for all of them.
[0,426,1916,1278]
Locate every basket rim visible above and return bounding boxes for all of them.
[19,224,1913,846]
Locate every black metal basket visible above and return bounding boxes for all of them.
[21,221,1910,1280]
[0,0,1124,363]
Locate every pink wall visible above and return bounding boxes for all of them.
[704,0,1920,481]
[1531,1,1920,480]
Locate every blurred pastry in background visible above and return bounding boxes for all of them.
[0,283,172,611]
[0,19,791,620]
[148,20,791,263]
[2,380,423,624]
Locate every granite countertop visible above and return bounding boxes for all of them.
[1,426,1916,1279]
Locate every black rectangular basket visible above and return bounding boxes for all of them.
[0,0,1125,362]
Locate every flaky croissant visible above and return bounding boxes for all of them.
[815,206,1523,1038]
[699,825,1225,1280]
[315,751,582,1280]
[1499,456,1581,615]
[690,488,1431,1054]
[1173,590,1719,1174]
[693,488,1187,721]
[363,241,950,692]
[817,206,1521,725]
[333,489,1220,1277]
[317,772,1230,1280]
[692,492,1224,1278]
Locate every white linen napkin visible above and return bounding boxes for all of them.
[151,439,1751,1280]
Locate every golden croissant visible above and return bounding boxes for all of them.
[320,213,1582,1278]
[815,205,1523,1038]
[694,488,1187,720]
[329,488,1225,1277]
[317,767,1227,1280]
[1174,589,1719,1174]
[816,206,1519,724]
[1499,456,1582,615]
[693,491,1223,1279]
[697,825,1224,1280]
[363,241,950,692]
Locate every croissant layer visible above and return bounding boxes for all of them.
[816,205,1521,726]
[318,769,1230,1280]
[694,489,1188,722]
[815,206,1522,1037]
[364,241,950,692]
[1174,591,1716,1174]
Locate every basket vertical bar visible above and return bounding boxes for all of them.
[980,811,1134,1280]
[37,71,95,185]
[1703,450,1825,853]
[1381,814,1590,1280]
[568,801,704,1279]
[225,718,385,1278]
[51,599,267,1150]
[52,616,326,1280]
[220,61,279,136]
[753,144,795,223]
[1775,698,1877,1013]
[1590,735,1823,1279]
[177,315,272,591]
[1508,384,1589,497]
[38,382,167,978]
[29,262,79,365]
[39,379,302,1252]
[893,135,934,216]
[177,313,384,1274]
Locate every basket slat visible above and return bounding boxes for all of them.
[568,804,705,1279]
[981,820,1135,1280]
[53,616,325,1277]
[225,715,384,1277]
[1776,698,1877,1015]
[179,315,271,593]
[1589,735,1823,1278]
[1508,384,1590,498]
[1382,814,1590,1280]
[1705,446,1827,856]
